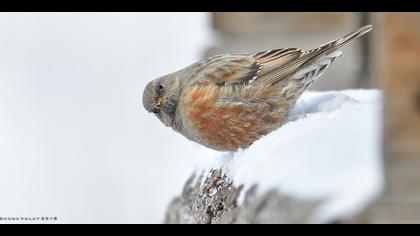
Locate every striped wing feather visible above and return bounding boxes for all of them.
[193,25,373,88]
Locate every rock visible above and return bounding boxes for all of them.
[165,169,321,224]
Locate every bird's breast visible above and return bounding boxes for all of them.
[180,86,284,151]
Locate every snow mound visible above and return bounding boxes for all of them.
[191,89,384,223]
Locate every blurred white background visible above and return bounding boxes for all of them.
[0,12,212,223]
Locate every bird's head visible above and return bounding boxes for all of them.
[142,74,181,127]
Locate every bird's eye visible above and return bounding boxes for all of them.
[157,83,164,91]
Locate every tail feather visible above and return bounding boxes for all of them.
[261,25,373,86]
[302,25,373,65]
[263,25,373,85]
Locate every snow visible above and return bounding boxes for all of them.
[191,89,384,223]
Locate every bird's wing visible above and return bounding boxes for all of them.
[192,25,373,87]
[191,48,304,87]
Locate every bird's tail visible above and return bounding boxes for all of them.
[260,25,373,86]
[332,24,373,51]
[278,25,373,94]
[302,25,373,65]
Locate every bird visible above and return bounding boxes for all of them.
[142,25,373,152]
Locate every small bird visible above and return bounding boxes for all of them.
[142,25,373,152]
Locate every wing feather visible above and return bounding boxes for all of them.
[191,25,373,88]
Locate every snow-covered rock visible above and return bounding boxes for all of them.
[166,89,384,224]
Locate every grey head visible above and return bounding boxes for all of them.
[142,73,182,128]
